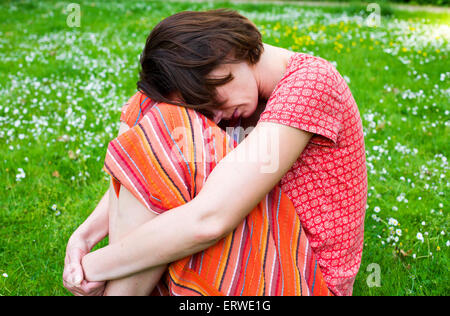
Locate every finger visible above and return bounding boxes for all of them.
[71,285,89,297]
[80,280,105,295]
[63,283,85,297]
[64,273,82,289]
[62,268,69,282]
[62,262,74,280]
[86,286,105,297]
[63,252,74,281]
[89,286,106,296]
[64,254,70,265]
[63,279,76,292]
[68,247,84,262]
[64,274,92,296]
[70,249,85,283]
[64,255,73,277]
[63,273,76,288]
[91,289,105,296]
[83,280,105,290]
[67,262,84,285]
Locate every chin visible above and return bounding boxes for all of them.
[244,105,258,118]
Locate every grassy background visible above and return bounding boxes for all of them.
[0,0,448,296]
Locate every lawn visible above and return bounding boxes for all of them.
[0,0,448,296]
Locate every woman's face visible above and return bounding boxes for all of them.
[208,62,259,124]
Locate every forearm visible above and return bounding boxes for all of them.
[81,123,303,282]
[82,196,219,282]
[70,189,110,250]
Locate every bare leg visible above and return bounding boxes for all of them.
[103,181,166,296]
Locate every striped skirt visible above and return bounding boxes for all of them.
[103,92,331,296]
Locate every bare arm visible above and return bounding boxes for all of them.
[82,122,312,282]
[67,189,110,249]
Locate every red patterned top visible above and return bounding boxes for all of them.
[258,53,368,296]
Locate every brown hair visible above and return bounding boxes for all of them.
[137,9,263,119]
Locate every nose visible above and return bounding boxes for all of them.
[213,111,223,124]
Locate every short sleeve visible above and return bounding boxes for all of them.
[259,56,343,147]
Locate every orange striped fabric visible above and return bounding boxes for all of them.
[104,91,332,296]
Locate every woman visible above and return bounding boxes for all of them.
[63,9,367,296]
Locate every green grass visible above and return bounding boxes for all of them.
[0,0,449,296]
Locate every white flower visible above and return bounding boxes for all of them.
[396,229,402,236]
[16,168,26,182]
[446,240,450,247]
[51,204,57,211]
[388,218,399,226]
[2,273,8,278]
[417,233,424,243]
[374,206,381,213]
[421,221,426,226]
[412,254,416,259]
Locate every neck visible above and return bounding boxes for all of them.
[252,43,294,101]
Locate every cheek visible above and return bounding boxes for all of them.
[239,81,259,117]
[237,76,258,101]
[249,82,259,106]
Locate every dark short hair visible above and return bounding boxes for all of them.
[137,9,263,119]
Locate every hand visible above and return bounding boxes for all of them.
[63,238,106,296]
